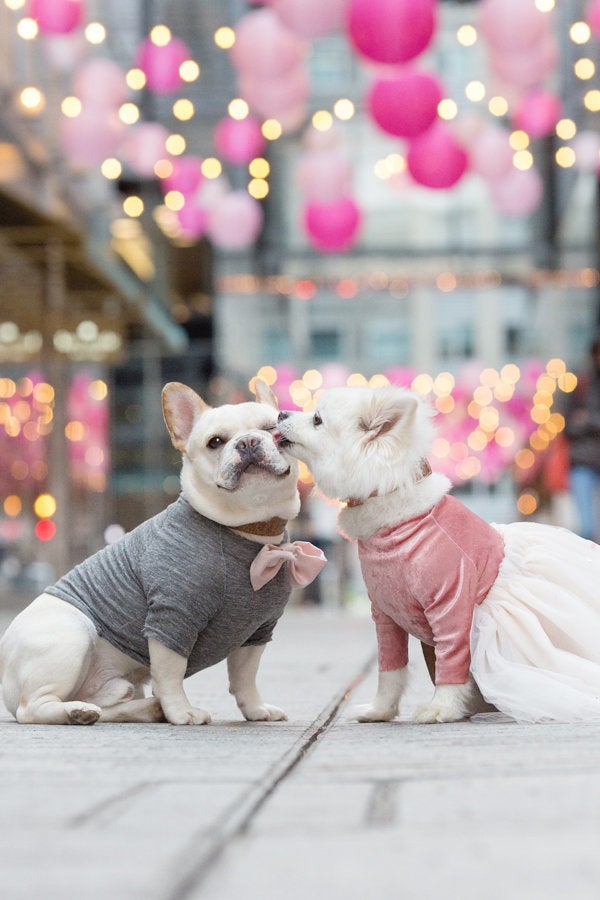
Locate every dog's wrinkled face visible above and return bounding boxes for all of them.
[162,380,300,526]
[276,385,434,502]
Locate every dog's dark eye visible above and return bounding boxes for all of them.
[313,412,323,427]
[207,435,224,449]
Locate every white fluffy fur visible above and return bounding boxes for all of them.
[277,384,490,724]
[0,381,300,726]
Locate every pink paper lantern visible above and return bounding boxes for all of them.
[135,35,191,94]
[295,150,353,202]
[160,156,204,196]
[59,108,124,167]
[572,130,600,172]
[119,122,170,178]
[346,0,436,65]
[511,89,562,138]
[469,125,514,181]
[587,0,600,38]
[73,58,129,109]
[28,0,84,35]
[206,191,264,250]
[303,195,362,253]
[177,202,209,240]
[230,8,306,79]
[478,0,551,52]
[41,33,86,71]
[271,0,347,39]
[490,165,543,218]
[407,122,469,190]
[367,70,443,139]
[489,36,558,89]
[214,116,266,165]
[239,64,310,118]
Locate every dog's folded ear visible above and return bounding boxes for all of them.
[359,390,418,442]
[253,378,279,410]
[162,382,210,451]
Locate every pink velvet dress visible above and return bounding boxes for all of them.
[357,494,600,723]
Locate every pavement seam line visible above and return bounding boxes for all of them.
[162,651,376,900]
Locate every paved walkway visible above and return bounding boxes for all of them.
[0,605,599,900]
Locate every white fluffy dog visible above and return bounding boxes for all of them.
[0,380,324,726]
[276,384,600,724]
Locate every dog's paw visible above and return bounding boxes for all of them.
[351,703,398,723]
[413,684,472,724]
[67,702,102,726]
[242,703,288,722]
[168,706,212,725]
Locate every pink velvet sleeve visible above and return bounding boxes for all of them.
[371,602,409,672]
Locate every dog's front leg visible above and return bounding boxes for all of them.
[351,668,408,722]
[227,645,287,721]
[148,639,211,725]
[414,677,483,723]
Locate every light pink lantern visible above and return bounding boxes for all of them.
[346,0,436,65]
[238,64,310,119]
[230,8,306,79]
[73,58,129,108]
[478,0,551,52]
[367,70,443,139]
[295,150,353,202]
[489,36,558,89]
[407,122,469,190]
[469,125,514,181]
[135,35,192,94]
[511,89,562,138]
[303,195,362,253]
[490,165,543,218]
[587,0,600,38]
[214,116,266,165]
[119,122,170,178]
[206,191,264,250]
[271,0,347,39]
[28,0,84,35]
[572,130,600,172]
[41,33,87,71]
[59,108,124,168]
[159,156,204,196]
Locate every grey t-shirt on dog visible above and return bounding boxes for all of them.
[46,496,291,678]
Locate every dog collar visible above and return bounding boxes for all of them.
[343,459,432,508]
[234,516,288,536]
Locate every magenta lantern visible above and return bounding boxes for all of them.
[119,122,170,178]
[59,108,124,168]
[511,89,562,139]
[367,70,443,139]
[271,0,347,39]
[295,150,352,202]
[177,202,209,240]
[230,8,306,79]
[28,0,84,35]
[407,122,469,190]
[587,0,600,38]
[160,156,204,196]
[214,116,266,165]
[303,195,362,253]
[206,191,264,250]
[346,0,436,65]
[73,58,129,108]
[478,0,551,52]
[490,166,543,218]
[135,35,192,94]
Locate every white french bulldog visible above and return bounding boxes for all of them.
[0,380,324,726]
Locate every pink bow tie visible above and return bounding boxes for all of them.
[250,541,327,591]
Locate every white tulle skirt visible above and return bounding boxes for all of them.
[470,522,600,723]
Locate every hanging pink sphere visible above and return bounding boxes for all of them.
[28,0,84,35]
[239,64,310,119]
[346,0,436,65]
[587,0,600,38]
[478,0,551,52]
[489,36,558,89]
[73,58,129,108]
[572,130,600,172]
[41,33,87,71]
[271,0,347,39]
[469,125,514,181]
[214,116,266,166]
[230,8,306,79]
[490,165,543,218]
[303,195,362,253]
[407,122,469,190]
[367,70,443,139]
[206,191,264,250]
[59,108,124,168]
[177,202,209,240]
[295,149,353,202]
[119,122,170,178]
[511,89,562,138]
[160,156,204,196]
[135,35,192,94]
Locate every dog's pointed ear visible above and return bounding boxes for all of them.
[359,390,418,442]
[162,382,210,451]
[253,378,279,410]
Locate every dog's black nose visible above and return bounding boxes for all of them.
[278,411,290,422]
